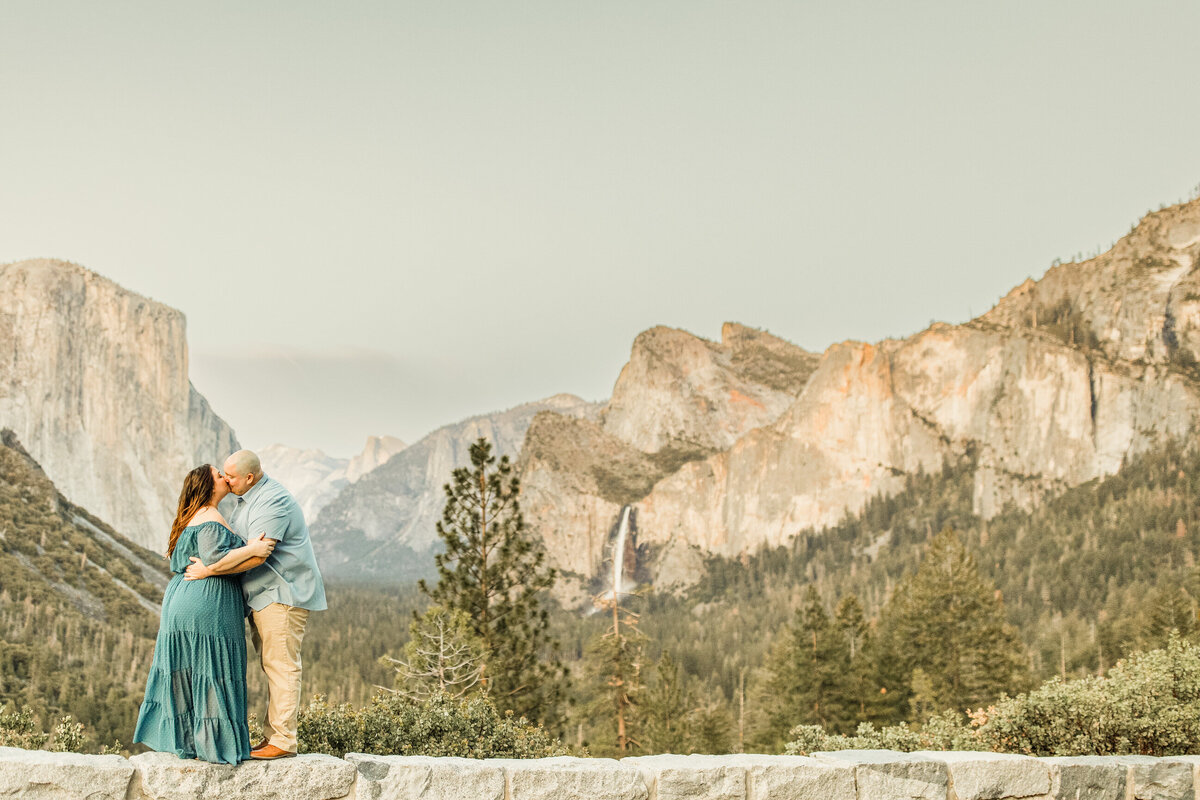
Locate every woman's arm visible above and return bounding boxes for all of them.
[184,534,274,580]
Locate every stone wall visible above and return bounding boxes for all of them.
[3,748,1199,800]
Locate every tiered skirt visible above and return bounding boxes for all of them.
[133,573,251,764]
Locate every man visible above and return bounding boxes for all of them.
[187,449,327,760]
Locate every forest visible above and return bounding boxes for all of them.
[2,432,1199,754]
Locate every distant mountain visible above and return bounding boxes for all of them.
[0,259,239,550]
[259,435,406,522]
[520,323,819,582]
[311,394,600,581]
[520,197,1200,601]
[0,428,169,746]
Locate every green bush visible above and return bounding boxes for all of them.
[0,705,91,752]
[787,634,1200,756]
[0,706,49,749]
[786,710,984,754]
[298,691,571,758]
[972,633,1200,755]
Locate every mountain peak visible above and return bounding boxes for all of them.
[980,194,1200,367]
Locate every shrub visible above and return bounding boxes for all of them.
[786,710,984,755]
[298,691,570,758]
[972,633,1200,755]
[785,634,1200,756]
[0,706,49,750]
[49,716,85,753]
[0,706,90,752]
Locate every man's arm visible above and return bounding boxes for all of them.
[184,534,275,580]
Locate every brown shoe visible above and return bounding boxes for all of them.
[250,744,296,760]
[253,738,270,751]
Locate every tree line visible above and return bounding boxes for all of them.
[5,434,1200,755]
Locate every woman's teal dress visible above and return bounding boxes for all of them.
[133,521,251,764]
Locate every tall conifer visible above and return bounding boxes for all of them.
[878,527,1029,715]
[419,438,565,725]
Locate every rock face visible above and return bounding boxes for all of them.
[311,394,599,580]
[259,436,407,523]
[0,428,169,618]
[519,324,819,583]
[518,412,665,577]
[0,259,239,550]
[638,322,1200,558]
[600,322,819,456]
[982,203,1200,367]
[521,198,1200,588]
[346,435,407,483]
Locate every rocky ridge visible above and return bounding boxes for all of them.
[0,428,169,619]
[521,198,1200,589]
[517,323,819,581]
[0,259,239,550]
[311,393,600,579]
[259,435,407,522]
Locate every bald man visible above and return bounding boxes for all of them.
[187,449,326,760]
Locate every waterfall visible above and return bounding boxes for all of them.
[610,505,632,599]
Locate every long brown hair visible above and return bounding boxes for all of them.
[168,465,216,557]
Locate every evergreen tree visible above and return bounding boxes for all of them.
[642,651,689,753]
[419,438,565,725]
[879,528,1029,716]
[834,594,874,723]
[795,586,853,731]
[581,599,646,754]
[684,693,734,754]
[753,586,855,745]
[1143,585,1197,648]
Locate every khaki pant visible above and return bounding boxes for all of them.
[249,603,310,752]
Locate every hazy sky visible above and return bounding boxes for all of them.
[3,2,1199,456]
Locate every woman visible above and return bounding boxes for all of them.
[133,464,275,764]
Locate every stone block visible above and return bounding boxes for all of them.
[914,751,1050,800]
[1113,756,1194,800]
[129,751,355,800]
[497,756,648,800]
[624,754,748,800]
[0,746,134,800]
[1043,757,1127,800]
[813,750,949,800]
[346,754,504,800]
[1165,758,1200,799]
[726,754,857,800]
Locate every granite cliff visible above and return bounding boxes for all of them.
[311,394,599,580]
[259,435,407,522]
[0,259,239,550]
[517,323,819,580]
[520,198,1200,591]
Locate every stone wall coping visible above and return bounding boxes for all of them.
[0,748,1198,800]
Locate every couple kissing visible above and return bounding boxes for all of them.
[132,449,327,764]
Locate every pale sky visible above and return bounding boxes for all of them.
[3,2,1199,456]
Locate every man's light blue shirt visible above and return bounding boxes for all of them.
[227,474,327,613]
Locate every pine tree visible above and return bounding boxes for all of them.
[834,594,874,723]
[753,586,855,745]
[683,692,734,754]
[1143,585,1197,648]
[794,586,853,731]
[419,438,565,725]
[582,599,646,754]
[878,528,1029,716]
[642,651,689,753]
